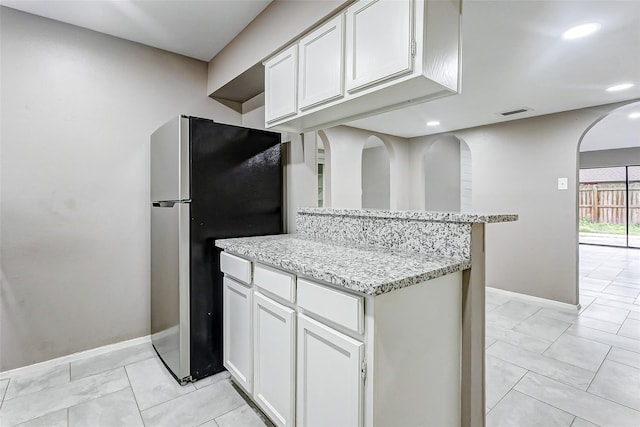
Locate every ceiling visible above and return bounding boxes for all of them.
[580,101,640,152]
[0,0,272,61]
[347,0,640,139]
[1,0,638,149]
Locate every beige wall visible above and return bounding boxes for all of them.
[410,103,633,305]
[0,8,242,370]
[362,146,391,209]
[421,135,462,211]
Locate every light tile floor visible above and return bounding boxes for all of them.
[0,244,638,426]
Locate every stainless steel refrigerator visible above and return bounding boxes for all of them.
[150,115,282,384]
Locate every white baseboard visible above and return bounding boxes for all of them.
[0,335,151,379]
[487,287,580,312]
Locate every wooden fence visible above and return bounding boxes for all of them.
[579,182,640,224]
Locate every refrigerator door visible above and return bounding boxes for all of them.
[187,118,283,379]
[151,201,190,382]
[150,116,190,202]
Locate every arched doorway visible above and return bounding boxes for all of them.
[361,135,391,209]
[423,135,472,212]
[578,101,640,248]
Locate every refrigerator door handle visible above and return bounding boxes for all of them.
[153,201,175,208]
[153,201,191,207]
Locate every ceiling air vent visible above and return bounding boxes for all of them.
[498,107,532,117]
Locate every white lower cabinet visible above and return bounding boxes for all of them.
[223,276,253,393]
[253,292,296,427]
[297,314,364,427]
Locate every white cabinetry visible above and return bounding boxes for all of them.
[297,314,364,427]
[298,14,345,110]
[222,276,253,393]
[253,292,296,427]
[264,45,298,124]
[345,0,413,92]
[220,250,462,427]
[263,0,461,133]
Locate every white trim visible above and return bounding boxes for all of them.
[0,335,151,378]
[487,287,580,312]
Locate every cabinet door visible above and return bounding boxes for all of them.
[298,14,345,110]
[345,0,414,93]
[265,45,298,123]
[253,293,296,427]
[223,276,253,393]
[297,314,364,427]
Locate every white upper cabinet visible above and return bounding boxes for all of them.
[264,45,298,124]
[345,0,414,93]
[263,0,461,138]
[298,14,345,110]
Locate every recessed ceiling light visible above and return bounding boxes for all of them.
[606,83,635,92]
[562,23,601,40]
[629,112,640,119]
[426,121,440,127]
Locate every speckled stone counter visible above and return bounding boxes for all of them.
[296,208,517,260]
[216,234,470,296]
[217,208,517,427]
[216,209,517,296]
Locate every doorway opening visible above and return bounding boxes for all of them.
[579,166,640,248]
[578,100,640,249]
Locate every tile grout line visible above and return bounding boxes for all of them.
[136,378,201,413]
[518,369,640,416]
[504,366,582,421]
[584,346,612,391]
[122,364,147,426]
[485,364,528,414]
[0,376,10,411]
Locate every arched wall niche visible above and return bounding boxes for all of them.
[361,135,391,209]
[317,126,410,210]
[419,134,472,212]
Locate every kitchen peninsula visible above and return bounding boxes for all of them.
[216,208,517,427]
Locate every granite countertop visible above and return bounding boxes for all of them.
[216,234,470,296]
[297,208,518,224]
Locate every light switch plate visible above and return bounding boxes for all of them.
[558,177,568,190]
